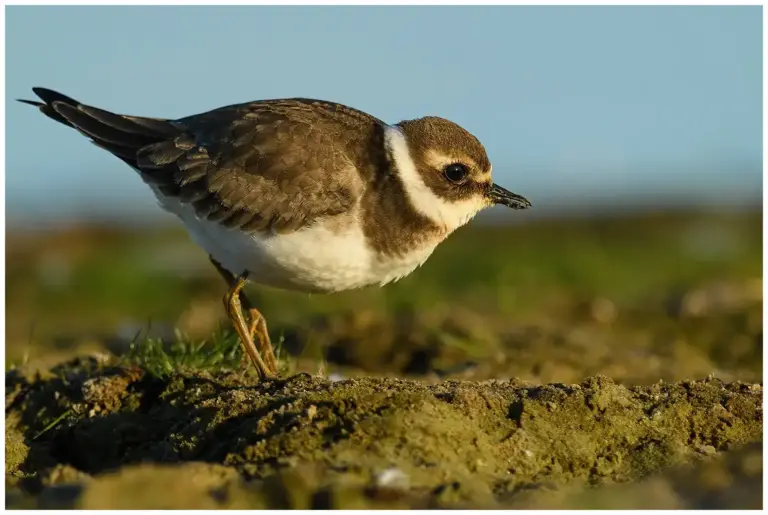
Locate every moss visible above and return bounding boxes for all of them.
[5,415,30,482]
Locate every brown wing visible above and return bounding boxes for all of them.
[21,88,381,234]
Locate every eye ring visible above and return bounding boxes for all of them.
[443,163,469,184]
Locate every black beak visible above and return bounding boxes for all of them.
[488,183,532,210]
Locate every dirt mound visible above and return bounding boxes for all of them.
[5,358,762,509]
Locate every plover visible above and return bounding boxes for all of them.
[20,87,531,380]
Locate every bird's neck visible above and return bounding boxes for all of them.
[356,125,446,259]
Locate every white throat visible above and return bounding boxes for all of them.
[383,124,485,233]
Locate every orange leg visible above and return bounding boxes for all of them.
[210,257,279,379]
[246,307,280,375]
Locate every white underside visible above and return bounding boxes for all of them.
[152,188,439,293]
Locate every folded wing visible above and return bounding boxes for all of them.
[21,88,367,234]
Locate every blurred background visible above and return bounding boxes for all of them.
[5,6,762,383]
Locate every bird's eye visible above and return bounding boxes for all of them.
[443,163,469,184]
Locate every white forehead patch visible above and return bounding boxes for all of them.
[383,125,487,233]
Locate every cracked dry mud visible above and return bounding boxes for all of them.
[5,359,763,509]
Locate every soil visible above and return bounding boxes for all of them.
[5,358,762,509]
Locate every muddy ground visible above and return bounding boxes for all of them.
[5,210,763,508]
[5,360,763,509]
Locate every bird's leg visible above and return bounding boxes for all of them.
[209,257,278,379]
[245,307,280,375]
[218,272,279,376]
[224,275,275,380]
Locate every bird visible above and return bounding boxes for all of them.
[19,87,531,380]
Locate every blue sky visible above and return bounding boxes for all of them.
[6,6,762,225]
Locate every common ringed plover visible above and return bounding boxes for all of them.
[20,88,531,380]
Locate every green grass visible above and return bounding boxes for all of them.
[119,329,245,377]
[118,327,299,378]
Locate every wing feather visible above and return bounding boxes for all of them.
[20,89,378,234]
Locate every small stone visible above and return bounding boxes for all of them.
[374,467,409,490]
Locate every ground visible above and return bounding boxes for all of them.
[5,209,763,508]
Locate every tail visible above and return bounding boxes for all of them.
[18,87,182,169]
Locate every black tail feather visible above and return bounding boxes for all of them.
[51,101,154,148]
[18,87,181,168]
[17,98,43,107]
[32,87,81,106]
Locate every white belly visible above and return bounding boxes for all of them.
[153,190,439,293]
